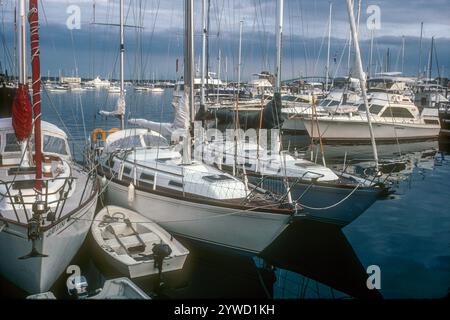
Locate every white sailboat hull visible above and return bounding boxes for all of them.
[0,195,97,294]
[282,116,307,132]
[303,118,440,142]
[103,180,291,254]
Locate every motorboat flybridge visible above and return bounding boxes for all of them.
[303,77,441,143]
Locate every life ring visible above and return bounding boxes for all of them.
[91,128,106,143]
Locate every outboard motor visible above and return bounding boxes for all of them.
[67,275,89,299]
[152,243,172,295]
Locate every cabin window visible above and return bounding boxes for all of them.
[43,135,68,155]
[203,174,233,182]
[109,135,142,150]
[169,180,183,188]
[424,119,439,125]
[143,134,167,147]
[122,166,132,175]
[282,96,297,102]
[140,172,154,182]
[5,133,21,152]
[322,100,340,107]
[381,107,414,118]
[368,104,384,114]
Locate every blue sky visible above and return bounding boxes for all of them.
[0,0,449,80]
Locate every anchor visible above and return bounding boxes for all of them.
[19,200,49,259]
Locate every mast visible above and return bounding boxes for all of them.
[275,0,283,91]
[13,0,32,169]
[29,0,43,188]
[345,0,379,170]
[182,0,194,164]
[185,0,194,124]
[325,2,332,91]
[417,22,423,78]
[275,0,293,205]
[368,29,374,77]
[13,5,17,80]
[237,20,243,93]
[401,36,405,74]
[200,0,207,109]
[427,36,434,79]
[216,49,221,104]
[19,0,26,84]
[119,0,125,129]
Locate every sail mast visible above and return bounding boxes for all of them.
[29,0,43,189]
[237,20,243,94]
[12,0,32,169]
[185,0,194,124]
[345,0,379,170]
[275,0,283,92]
[417,22,423,78]
[427,36,434,79]
[325,2,332,91]
[119,0,125,129]
[19,0,26,84]
[368,29,374,77]
[200,0,207,109]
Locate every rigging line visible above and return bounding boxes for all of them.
[0,4,14,73]
[70,196,293,224]
[141,0,161,80]
[297,182,361,211]
[312,17,330,77]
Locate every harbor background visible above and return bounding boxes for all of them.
[1,88,449,299]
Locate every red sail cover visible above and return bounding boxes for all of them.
[12,84,33,142]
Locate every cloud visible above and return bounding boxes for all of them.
[0,0,449,80]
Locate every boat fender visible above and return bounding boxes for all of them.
[128,183,135,204]
[101,175,107,188]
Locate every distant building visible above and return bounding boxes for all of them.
[60,76,81,84]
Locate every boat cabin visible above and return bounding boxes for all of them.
[0,118,71,166]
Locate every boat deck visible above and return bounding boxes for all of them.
[0,162,96,226]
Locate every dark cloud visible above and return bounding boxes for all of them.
[0,0,449,80]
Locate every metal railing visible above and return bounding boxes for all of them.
[0,175,90,224]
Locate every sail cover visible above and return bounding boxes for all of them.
[12,84,32,141]
[128,90,189,141]
[99,95,125,118]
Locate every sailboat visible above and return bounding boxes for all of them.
[95,0,296,255]
[0,0,98,293]
[198,0,388,227]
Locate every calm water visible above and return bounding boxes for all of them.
[1,88,449,299]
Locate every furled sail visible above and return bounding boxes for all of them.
[129,90,189,141]
[12,84,33,141]
[99,95,125,118]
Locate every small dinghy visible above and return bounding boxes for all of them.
[89,278,151,299]
[91,206,189,278]
[27,277,151,300]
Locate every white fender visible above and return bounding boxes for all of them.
[128,183,135,204]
